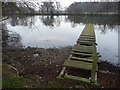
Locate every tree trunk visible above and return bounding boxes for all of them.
[23,2,34,14]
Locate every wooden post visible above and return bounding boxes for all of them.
[91,54,98,83]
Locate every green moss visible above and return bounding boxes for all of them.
[80,24,95,36]
[2,64,29,88]
[63,60,93,70]
[64,75,91,84]
[3,78,24,88]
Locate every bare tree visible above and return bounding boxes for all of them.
[2,0,38,15]
[41,1,54,13]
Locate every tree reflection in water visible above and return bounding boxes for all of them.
[7,15,36,29]
[2,23,23,50]
[5,15,120,33]
[66,15,119,34]
[41,16,54,28]
[7,15,63,29]
[39,15,62,28]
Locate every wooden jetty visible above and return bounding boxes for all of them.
[58,24,100,87]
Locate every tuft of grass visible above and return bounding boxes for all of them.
[2,64,30,88]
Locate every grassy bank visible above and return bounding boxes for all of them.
[2,64,31,88]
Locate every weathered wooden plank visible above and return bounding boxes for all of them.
[71,52,100,58]
[77,40,97,45]
[58,67,66,78]
[64,75,99,87]
[63,60,93,70]
[72,49,97,54]
[73,45,96,50]
[80,34,95,37]
[72,45,96,53]
[79,35,95,39]
[80,35,95,39]
[58,55,72,79]
[70,56,93,62]
[81,35,95,37]
[78,38,95,42]
[91,55,98,83]
[64,75,91,84]
[80,24,95,36]
[71,52,94,57]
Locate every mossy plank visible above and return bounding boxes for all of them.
[80,24,95,36]
[64,75,99,87]
[81,35,95,37]
[73,45,96,52]
[77,39,95,42]
[78,38,95,42]
[63,60,93,70]
[91,55,98,83]
[80,35,95,38]
[64,75,91,84]
[72,49,96,54]
[70,56,93,62]
[58,67,66,78]
[71,52,94,57]
[78,38,95,41]
[73,44,96,49]
[77,40,97,45]
[79,35,95,38]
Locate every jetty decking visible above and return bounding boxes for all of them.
[58,24,100,87]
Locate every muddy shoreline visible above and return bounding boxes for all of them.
[2,47,120,88]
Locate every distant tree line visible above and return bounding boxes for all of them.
[66,2,120,14]
[40,1,61,13]
[2,1,37,15]
[2,1,120,15]
[2,0,62,15]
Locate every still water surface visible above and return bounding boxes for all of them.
[3,15,119,65]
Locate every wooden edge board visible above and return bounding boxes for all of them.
[73,47,96,51]
[71,52,95,56]
[78,39,96,42]
[79,37,95,39]
[64,75,99,87]
[80,35,95,37]
[72,49,97,54]
[64,75,91,83]
[63,60,93,70]
[77,40,96,44]
[70,56,93,62]
[91,55,98,83]
[78,38,96,41]
[58,67,66,78]
[80,36,95,38]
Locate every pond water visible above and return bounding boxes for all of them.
[2,15,120,65]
